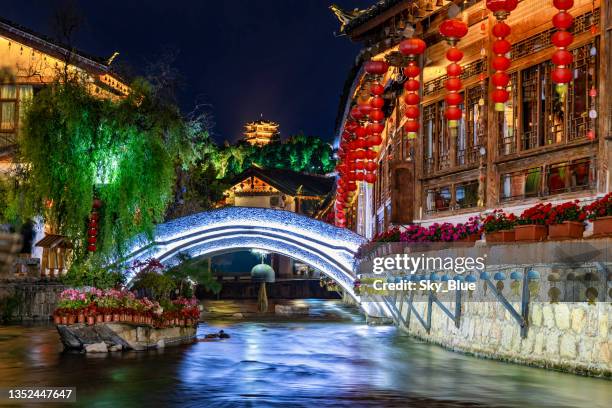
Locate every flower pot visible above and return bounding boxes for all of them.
[126,314,133,323]
[78,314,85,324]
[68,315,76,325]
[53,315,61,325]
[178,319,185,326]
[96,315,104,324]
[113,313,120,322]
[548,221,584,240]
[105,314,112,322]
[514,225,547,241]
[61,316,68,325]
[592,216,612,236]
[486,229,515,243]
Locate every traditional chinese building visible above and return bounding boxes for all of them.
[0,17,129,173]
[0,17,129,276]
[223,165,334,216]
[242,119,280,146]
[220,165,334,279]
[329,0,611,238]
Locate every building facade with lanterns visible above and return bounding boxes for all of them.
[329,0,611,238]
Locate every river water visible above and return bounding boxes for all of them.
[0,300,610,407]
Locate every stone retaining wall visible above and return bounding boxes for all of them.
[0,279,64,321]
[395,299,611,377]
[57,323,197,352]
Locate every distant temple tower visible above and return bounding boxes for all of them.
[243,119,280,146]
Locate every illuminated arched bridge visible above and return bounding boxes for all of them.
[122,207,370,303]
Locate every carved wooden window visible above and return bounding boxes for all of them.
[546,158,592,195]
[464,83,487,165]
[567,42,597,141]
[437,100,450,171]
[423,103,437,175]
[500,167,542,201]
[498,72,518,156]
[520,65,542,150]
[544,62,565,146]
[455,180,479,209]
[425,185,451,213]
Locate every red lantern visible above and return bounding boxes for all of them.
[88,244,97,252]
[364,173,377,184]
[492,56,511,71]
[399,38,426,56]
[439,19,468,39]
[350,107,363,120]
[370,83,384,95]
[403,64,420,78]
[404,93,420,105]
[404,106,420,119]
[492,39,511,55]
[551,67,572,83]
[404,120,419,132]
[87,236,97,244]
[368,123,384,134]
[445,106,462,121]
[551,31,573,48]
[365,161,377,172]
[404,79,420,92]
[92,198,102,209]
[491,72,510,87]
[370,96,384,109]
[369,109,384,122]
[445,92,463,106]
[446,47,464,62]
[364,60,389,75]
[492,89,509,103]
[446,63,462,77]
[551,0,574,89]
[551,50,573,66]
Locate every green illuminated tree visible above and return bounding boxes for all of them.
[6,78,201,267]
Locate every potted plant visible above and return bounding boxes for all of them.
[546,200,586,239]
[515,203,551,241]
[584,193,612,236]
[483,210,517,243]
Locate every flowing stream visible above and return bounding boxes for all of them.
[0,300,610,407]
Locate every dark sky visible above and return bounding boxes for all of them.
[3,0,371,143]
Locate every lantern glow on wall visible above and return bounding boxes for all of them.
[551,0,574,96]
[439,18,468,128]
[399,38,426,139]
[486,0,518,111]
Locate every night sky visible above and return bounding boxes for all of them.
[3,0,372,143]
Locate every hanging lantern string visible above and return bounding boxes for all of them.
[551,0,575,97]
[439,18,468,128]
[399,38,426,141]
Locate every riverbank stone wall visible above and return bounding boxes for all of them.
[396,299,611,377]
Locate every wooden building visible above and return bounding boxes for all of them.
[330,0,611,238]
[223,165,334,216]
[0,17,129,277]
[0,17,129,172]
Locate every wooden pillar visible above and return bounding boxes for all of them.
[598,0,611,193]
[485,11,498,208]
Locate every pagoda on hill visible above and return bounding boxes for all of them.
[242,119,280,146]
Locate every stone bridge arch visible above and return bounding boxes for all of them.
[122,207,370,304]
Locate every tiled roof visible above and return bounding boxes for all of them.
[229,166,334,197]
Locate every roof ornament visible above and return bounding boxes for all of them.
[329,4,363,32]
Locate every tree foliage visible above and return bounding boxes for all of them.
[6,79,201,265]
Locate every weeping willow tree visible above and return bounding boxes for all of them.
[6,78,201,278]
